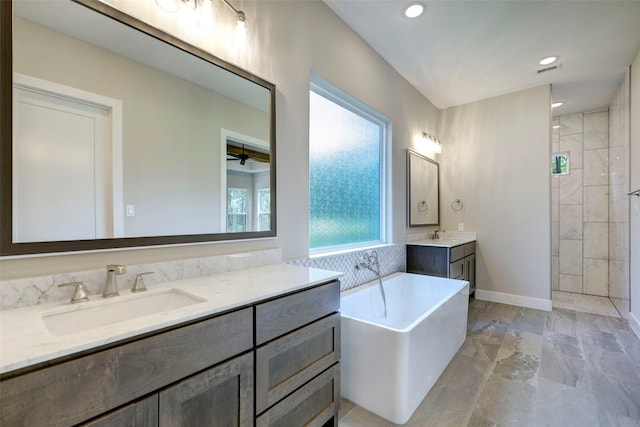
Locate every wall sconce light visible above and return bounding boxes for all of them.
[229,7,247,49]
[421,132,442,154]
[198,0,218,32]
[155,0,247,47]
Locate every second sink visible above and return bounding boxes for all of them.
[42,288,206,336]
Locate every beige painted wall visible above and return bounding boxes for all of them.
[630,48,640,334]
[2,1,439,278]
[438,86,552,301]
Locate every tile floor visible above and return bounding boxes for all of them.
[552,291,622,318]
[338,299,640,427]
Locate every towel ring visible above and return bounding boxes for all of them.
[451,199,464,211]
[417,200,428,212]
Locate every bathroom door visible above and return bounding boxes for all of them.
[12,82,114,242]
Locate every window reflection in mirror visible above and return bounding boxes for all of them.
[551,152,570,175]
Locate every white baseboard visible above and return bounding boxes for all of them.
[630,312,640,340]
[475,289,552,311]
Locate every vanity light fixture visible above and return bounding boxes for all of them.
[539,56,558,66]
[218,0,247,49]
[552,125,561,129]
[405,3,425,18]
[198,0,218,32]
[552,101,564,108]
[231,10,247,49]
[155,0,248,48]
[155,0,180,12]
[421,132,442,154]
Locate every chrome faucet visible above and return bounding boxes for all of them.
[104,264,126,298]
[356,250,387,318]
[59,281,90,303]
[433,230,440,239]
[357,250,380,273]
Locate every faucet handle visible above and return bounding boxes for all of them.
[59,282,89,303]
[131,272,153,293]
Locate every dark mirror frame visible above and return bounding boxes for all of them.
[406,149,439,228]
[0,0,277,256]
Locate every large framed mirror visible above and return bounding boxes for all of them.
[1,0,276,256]
[407,149,439,227]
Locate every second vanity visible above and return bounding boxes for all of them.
[0,264,342,427]
[407,235,477,295]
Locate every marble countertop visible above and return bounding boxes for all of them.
[407,237,476,248]
[406,231,477,248]
[0,263,342,375]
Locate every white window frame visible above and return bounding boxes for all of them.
[227,187,248,232]
[309,73,391,255]
[256,188,270,232]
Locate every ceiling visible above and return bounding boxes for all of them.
[324,0,640,117]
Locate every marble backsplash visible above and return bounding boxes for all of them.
[0,248,282,311]
[2,243,412,310]
[287,244,406,291]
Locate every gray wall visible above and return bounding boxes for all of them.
[438,86,552,305]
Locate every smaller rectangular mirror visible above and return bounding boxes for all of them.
[407,149,439,227]
[551,152,570,175]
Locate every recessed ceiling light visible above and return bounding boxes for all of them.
[539,56,558,66]
[552,102,564,108]
[405,3,425,18]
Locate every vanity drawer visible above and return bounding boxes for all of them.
[256,313,340,414]
[256,281,340,345]
[464,241,476,256]
[449,258,464,278]
[450,245,465,262]
[0,308,253,427]
[256,363,340,427]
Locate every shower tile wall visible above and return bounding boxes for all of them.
[552,111,610,296]
[608,69,630,315]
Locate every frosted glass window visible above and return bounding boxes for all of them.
[309,85,386,251]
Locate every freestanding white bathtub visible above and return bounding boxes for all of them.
[340,272,469,424]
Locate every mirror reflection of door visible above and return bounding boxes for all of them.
[12,75,123,242]
[221,129,270,232]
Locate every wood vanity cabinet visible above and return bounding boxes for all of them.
[0,280,341,427]
[82,352,255,427]
[255,281,341,427]
[82,395,159,427]
[407,242,476,294]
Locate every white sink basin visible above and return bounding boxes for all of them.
[42,289,206,336]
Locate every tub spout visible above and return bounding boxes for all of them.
[357,250,387,318]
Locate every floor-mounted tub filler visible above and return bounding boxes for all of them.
[340,272,469,424]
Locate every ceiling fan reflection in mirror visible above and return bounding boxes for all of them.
[226,143,269,165]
